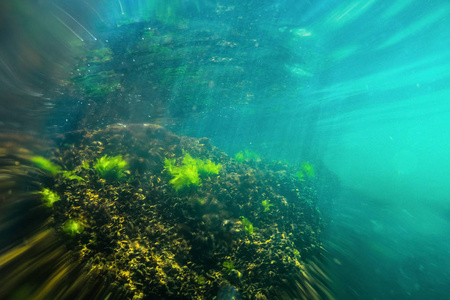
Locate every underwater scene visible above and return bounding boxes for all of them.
[1,0,450,299]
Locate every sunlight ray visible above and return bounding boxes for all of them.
[54,4,97,41]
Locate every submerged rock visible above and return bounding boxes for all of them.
[217,286,242,300]
[0,124,330,300]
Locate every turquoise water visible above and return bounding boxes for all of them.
[1,0,450,299]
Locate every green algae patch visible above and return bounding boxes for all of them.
[62,219,84,237]
[296,161,315,181]
[164,153,221,191]
[31,156,61,175]
[38,188,60,207]
[93,155,128,180]
[234,150,260,163]
[261,199,274,212]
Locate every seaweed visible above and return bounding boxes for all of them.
[164,153,221,191]
[222,261,235,274]
[31,156,84,181]
[234,150,260,163]
[93,155,128,180]
[31,156,61,175]
[62,170,85,182]
[62,220,84,237]
[167,161,201,191]
[239,216,254,235]
[38,188,60,207]
[261,199,274,212]
[295,161,315,181]
[196,158,222,177]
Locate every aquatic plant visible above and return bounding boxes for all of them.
[196,159,222,177]
[261,200,274,212]
[94,155,128,180]
[62,170,85,182]
[301,162,315,177]
[234,150,260,163]
[31,156,61,175]
[164,153,221,191]
[295,161,315,181]
[234,151,245,163]
[196,198,207,205]
[72,68,122,99]
[167,160,201,191]
[31,156,85,181]
[82,160,90,169]
[196,275,205,285]
[240,216,254,234]
[62,219,84,237]
[222,261,235,274]
[181,153,221,176]
[164,158,177,174]
[88,47,113,63]
[222,261,242,281]
[38,188,60,207]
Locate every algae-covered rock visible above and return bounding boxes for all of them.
[48,124,325,300]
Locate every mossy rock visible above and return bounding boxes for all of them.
[48,124,325,300]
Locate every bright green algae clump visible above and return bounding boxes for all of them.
[93,155,128,180]
[164,153,221,191]
[234,149,260,163]
[38,188,60,207]
[261,199,274,212]
[31,156,85,182]
[31,156,61,175]
[62,219,84,237]
[295,161,315,181]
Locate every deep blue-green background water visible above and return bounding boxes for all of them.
[2,0,450,299]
